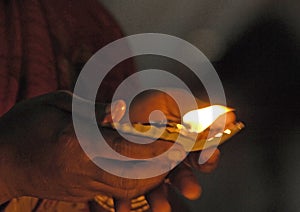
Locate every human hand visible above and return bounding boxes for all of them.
[0,91,178,205]
[111,89,236,212]
[0,89,236,212]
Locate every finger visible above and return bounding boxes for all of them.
[45,90,126,124]
[43,91,104,118]
[199,148,221,165]
[102,100,126,124]
[146,184,171,212]
[114,198,131,212]
[166,184,190,212]
[169,165,202,200]
[187,148,221,173]
[198,148,221,173]
[98,128,185,160]
[128,90,174,124]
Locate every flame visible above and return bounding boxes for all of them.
[182,105,233,133]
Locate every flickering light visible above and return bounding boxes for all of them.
[182,105,234,133]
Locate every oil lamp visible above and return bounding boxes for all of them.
[109,105,244,151]
[96,105,244,211]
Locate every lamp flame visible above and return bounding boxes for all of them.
[182,105,233,133]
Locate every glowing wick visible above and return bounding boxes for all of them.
[182,105,233,133]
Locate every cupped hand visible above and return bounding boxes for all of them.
[114,89,236,212]
[0,89,236,212]
[0,91,176,204]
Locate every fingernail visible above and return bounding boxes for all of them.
[110,100,126,122]
[198,148,216,164]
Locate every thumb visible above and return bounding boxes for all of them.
[44,90,126,124]
[102,100,126,124]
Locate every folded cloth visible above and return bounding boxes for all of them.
[0,0,135,116]
[0,0,135,211]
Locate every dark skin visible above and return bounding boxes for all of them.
[0,90,235,212]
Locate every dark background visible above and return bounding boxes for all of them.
[194,17,300,212]
[101,1,300,211]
